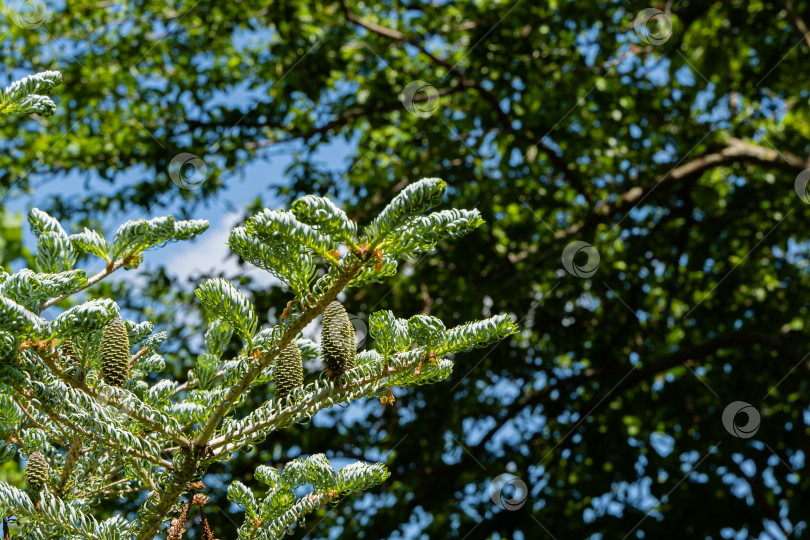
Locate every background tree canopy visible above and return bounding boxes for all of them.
[2,0,810,538]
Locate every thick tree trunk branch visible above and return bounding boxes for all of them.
[340,0,406,40]
[553,138,808,240]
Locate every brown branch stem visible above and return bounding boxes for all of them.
[39,254,136,311]
[55,435,82,497]
[193,262,361,448]
[137,261,363,538]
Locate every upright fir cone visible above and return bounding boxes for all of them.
[275,343,303,401]
[321,301,356,379]
[25,451,48,492]
[60,338,83,381]
[100,318,131,387]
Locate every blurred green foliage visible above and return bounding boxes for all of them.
[0,209,25,271]
[3,0,810,538]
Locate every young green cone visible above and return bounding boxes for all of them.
[25,451,48,492]
[321,301,356,379]
[275,343,303,401]
[60,338,83,381]
[101,318,131,387]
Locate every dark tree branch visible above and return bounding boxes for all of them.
[338,0,591,202]
[552,138,808,241]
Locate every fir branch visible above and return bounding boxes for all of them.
[101,486,144,498]
[0,71,62,117]
[39,254,139,310]
[209,348,426,454]
[193,261,362,448]
[0,160,514,537]
[56,435,83,497]
[130,346,148,367]
[134,460,158,493]
[25,385,174,470]
[39,352,190,448]
[136,262,362,538]
[76,468,129,499]
[213,316,516,454]
[290,194,359,246]
[135,445,205,540]
[171,370,224,397]
[9,392,69,445]
[254,492,330,540]
[0,481,131,539]
[364,178,446,249]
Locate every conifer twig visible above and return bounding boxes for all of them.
[39,254,137,310]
